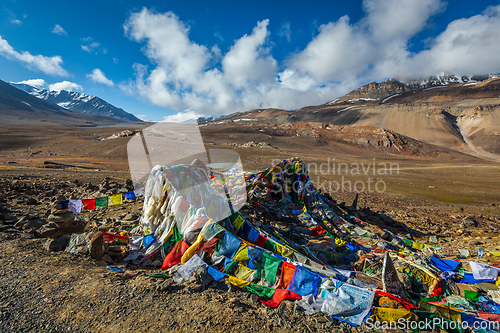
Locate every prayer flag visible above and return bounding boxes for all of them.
[82,198,96,210]
[109,194,123,205]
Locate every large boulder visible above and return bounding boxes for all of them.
[44,234,71,252]
[48,211,74,227]
[66,231,104,260]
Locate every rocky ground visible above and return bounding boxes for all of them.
[1,173,499,332]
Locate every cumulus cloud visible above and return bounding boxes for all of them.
[11,19,22,25]
[161,110,197,123]
[0,36,68,76]
[52,24,67,35]
[136,114,147,120]
[388,4,500,78]
[123,2,500,121]
[12,79,46,88]
[86,68,114,86]
[49,81,82,92]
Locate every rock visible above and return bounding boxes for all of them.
[26,198,38,205]
[462,219,478,228]
[156,279,175,292]
[23,218,46,230]
[56,195,66,203]
[66,231,104,260]
[122,213,139,221]
[101,254,113,264]
[48,211,74,227]
[51,208,69,215]
[36,224,60,238]
[44,234,71,252]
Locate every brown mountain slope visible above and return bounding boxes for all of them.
[202,78,500,161]
[200,121,482,162]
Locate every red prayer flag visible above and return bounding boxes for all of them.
[311,225,327,236]
[162,240,190,270]
[82,198,96,210]
[260,289,302,308]
[374,290,418,310]
[102,232,129,242]
[478,311,500,323]
[256,234,267,248]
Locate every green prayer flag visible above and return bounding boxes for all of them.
[149,273,170,279]
[163,225,182,252]
[464,289,481,302]
[245,284,276,299]
[224,260,239,274]
[264,240,276,252]
[255,252,281,285]
[95,196,108,207]
[402,238,413,246]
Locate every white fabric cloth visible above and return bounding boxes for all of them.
[470,261,499,281]
[128,236,143,253]
[68,199,82,213]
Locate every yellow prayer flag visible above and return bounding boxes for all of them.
[489,251,500,257]
[233,215,245,229]
[232,244,249,262]
[372,307,411,322]
[275,243,294,258]
[412,242,424,251]
[335,238,347,248]
[227,276,251,288]
[234,266,254,280]
[301,205,307,214]
[109,194,123,205]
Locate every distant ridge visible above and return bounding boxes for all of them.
[11,83,142,122]
[0,79,127,126]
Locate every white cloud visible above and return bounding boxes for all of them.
[0,36,68,76]
[11,19,22,25]
[52,24,67,35]
[136,114,147,120]
[363,0,444,42]
[12,79,46,88]
[86,68,114,86]
[123,3,500,121]
[48,81,82,92]
[161,110,197,123]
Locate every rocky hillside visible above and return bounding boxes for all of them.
[202,76,500,162]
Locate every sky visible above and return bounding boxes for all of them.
[1,0,500,122]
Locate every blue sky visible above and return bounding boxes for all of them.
[1,0,499,122]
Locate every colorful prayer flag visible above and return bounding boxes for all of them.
[82,198,96,210]
[109,194,123,205]
[68,199,82,213]
[95,196,108,207]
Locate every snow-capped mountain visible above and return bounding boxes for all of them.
[11,83,142,122]
[329,73,500,104]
